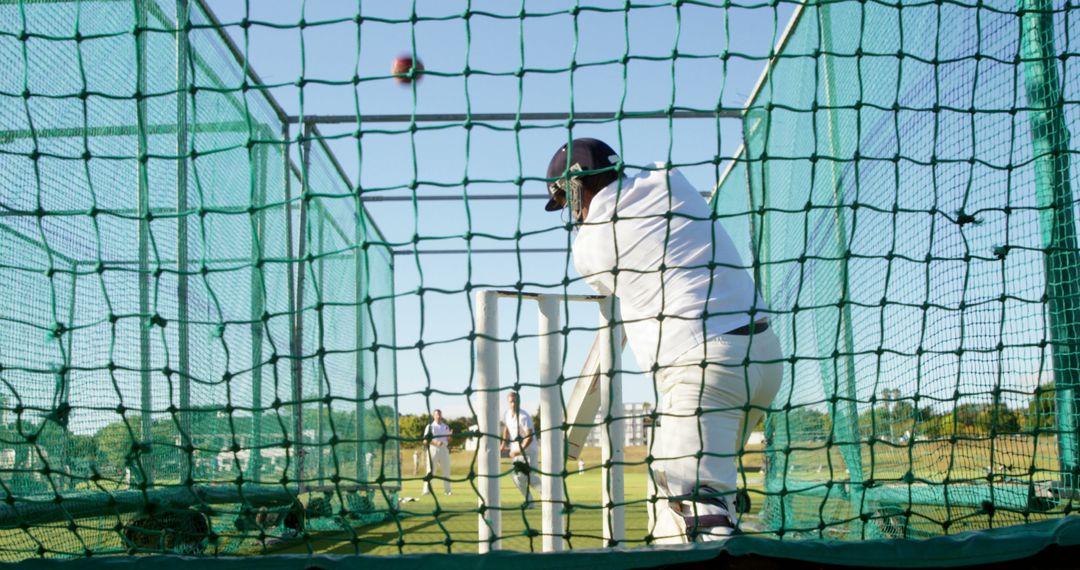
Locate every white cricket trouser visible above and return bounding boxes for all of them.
[511,445,540,503]
[423,444,451,495]
[650,328,783,543]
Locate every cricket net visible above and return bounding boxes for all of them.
[0,0,399,559]
[0,0,1079,567]
[714,0,1080,543]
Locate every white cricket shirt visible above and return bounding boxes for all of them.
[572,164,766,371]
[425,421,451,445]
[503,409,535,440]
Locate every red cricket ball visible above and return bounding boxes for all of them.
[391,54,424,84]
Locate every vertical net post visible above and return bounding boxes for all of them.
[175,0,193,482]
[390,267,401,490]
[59,265,76,490]
[282,120,296,485]
[816,1,866,533]
[316,210,326,486]
[135,0,154,487]
[1020,0,1080,492]
[537,295,564,552]
[744,107,794,532]
[289,123,309,488]
[355,218,367,485]
[248,134,268,482]
[599,297,624,546]
[475,290,501,552]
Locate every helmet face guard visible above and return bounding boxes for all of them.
[545,138,619,220]
[551,163,586,223]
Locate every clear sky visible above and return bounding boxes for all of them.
[200,0,797,419]
[0,0,1059,442]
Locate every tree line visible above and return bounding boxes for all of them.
[396,407,547,449]
[0,403,397,485]
[772,383,1059,441]
[397,413,475,448]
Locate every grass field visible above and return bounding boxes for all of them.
[265,437,1066,554]
[266,445,764,555]
[0,438,1069,559]
[780,435,1061,481]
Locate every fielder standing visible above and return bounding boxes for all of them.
[544,138,783,543]
[501,391,541,507]
[421,409,453,496]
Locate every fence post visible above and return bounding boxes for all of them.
[135,0,154,487]
[174,0,193,484]
[1020,0,1080,493]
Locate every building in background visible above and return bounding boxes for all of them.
[584,402,653,448]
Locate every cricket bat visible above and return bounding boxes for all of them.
[564,332,628,460]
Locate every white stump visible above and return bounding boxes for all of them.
[475,290,501,552]
[599,298,624,545]
[538,296,564,552]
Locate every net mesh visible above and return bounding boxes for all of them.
[0,0,1077,564]
[0,0,398,558]
[717,0,1080,539]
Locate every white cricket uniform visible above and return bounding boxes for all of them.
[422,421,452,495]
[503,408,540,502]
[572,165,783,542]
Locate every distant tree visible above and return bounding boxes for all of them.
[532,407,542,440]
[790,407,828,435]
[912,406,937,438]
[447,416,471,447]
[67,433,99,466]
[35,418,71,462]
[977,403,1021,434]
[93,416,180,476]
[919,412,956,438]
[398,414,432,448]
[95,417,142,468]
[955,403,988,432]
[1024,382,1056,432]
[861,389,917,439]
[774,407,830,441]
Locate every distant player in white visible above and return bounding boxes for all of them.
[500,391,540,506]
[421,409,452,496]
[544,138,783,543]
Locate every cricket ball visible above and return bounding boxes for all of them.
[391,54,424,84]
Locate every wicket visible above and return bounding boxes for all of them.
[473,289,626,553]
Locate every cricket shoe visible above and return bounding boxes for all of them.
[676,486,736,543]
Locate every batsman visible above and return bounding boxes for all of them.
[544,138,783,543]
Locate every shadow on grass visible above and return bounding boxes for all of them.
[266,511,478,555]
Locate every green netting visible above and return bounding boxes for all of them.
[716,0,1080,541]
[0,0,398,559]
[1,0,1079,566]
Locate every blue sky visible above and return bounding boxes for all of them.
[0,0,1063,447]
[200,0,797,419]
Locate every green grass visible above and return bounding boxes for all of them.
[0,439,1067,559]
[779,435,1061,482]
[271,437,1065,554]
[262,445,766,555]
[284,469,655,554]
